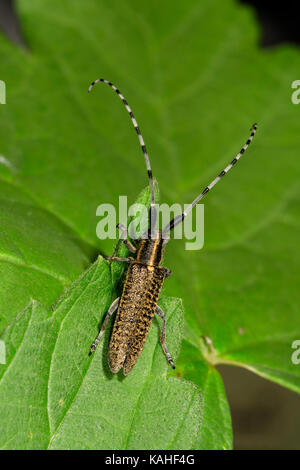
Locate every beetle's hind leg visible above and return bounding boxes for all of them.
[156,305,175,369]
[89,297,120,355]
[117,223,137,253]
[163,267,172,278]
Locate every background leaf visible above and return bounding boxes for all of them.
[0,260,205,450]
[0,0,299,449]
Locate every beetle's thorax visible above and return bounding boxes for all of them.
[136,230,164,266]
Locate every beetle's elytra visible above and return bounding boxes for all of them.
[88,78,258,375]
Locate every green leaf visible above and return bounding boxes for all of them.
[177,340,232,450]
[0,181,231,449]
[0,0,295,393]
[0,260,204,450]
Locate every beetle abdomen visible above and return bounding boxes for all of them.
[108,262,165,374]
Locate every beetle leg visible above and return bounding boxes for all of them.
[155,305,175,369]
[163,268,172,278]
[123,240,137,253]
[116,223,137,253]
[89,297,120,355]
[104,256,134,262]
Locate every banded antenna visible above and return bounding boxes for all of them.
[88,78,156,228]
[162,123,258,238]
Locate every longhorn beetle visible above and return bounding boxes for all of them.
[88,78,258,375]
